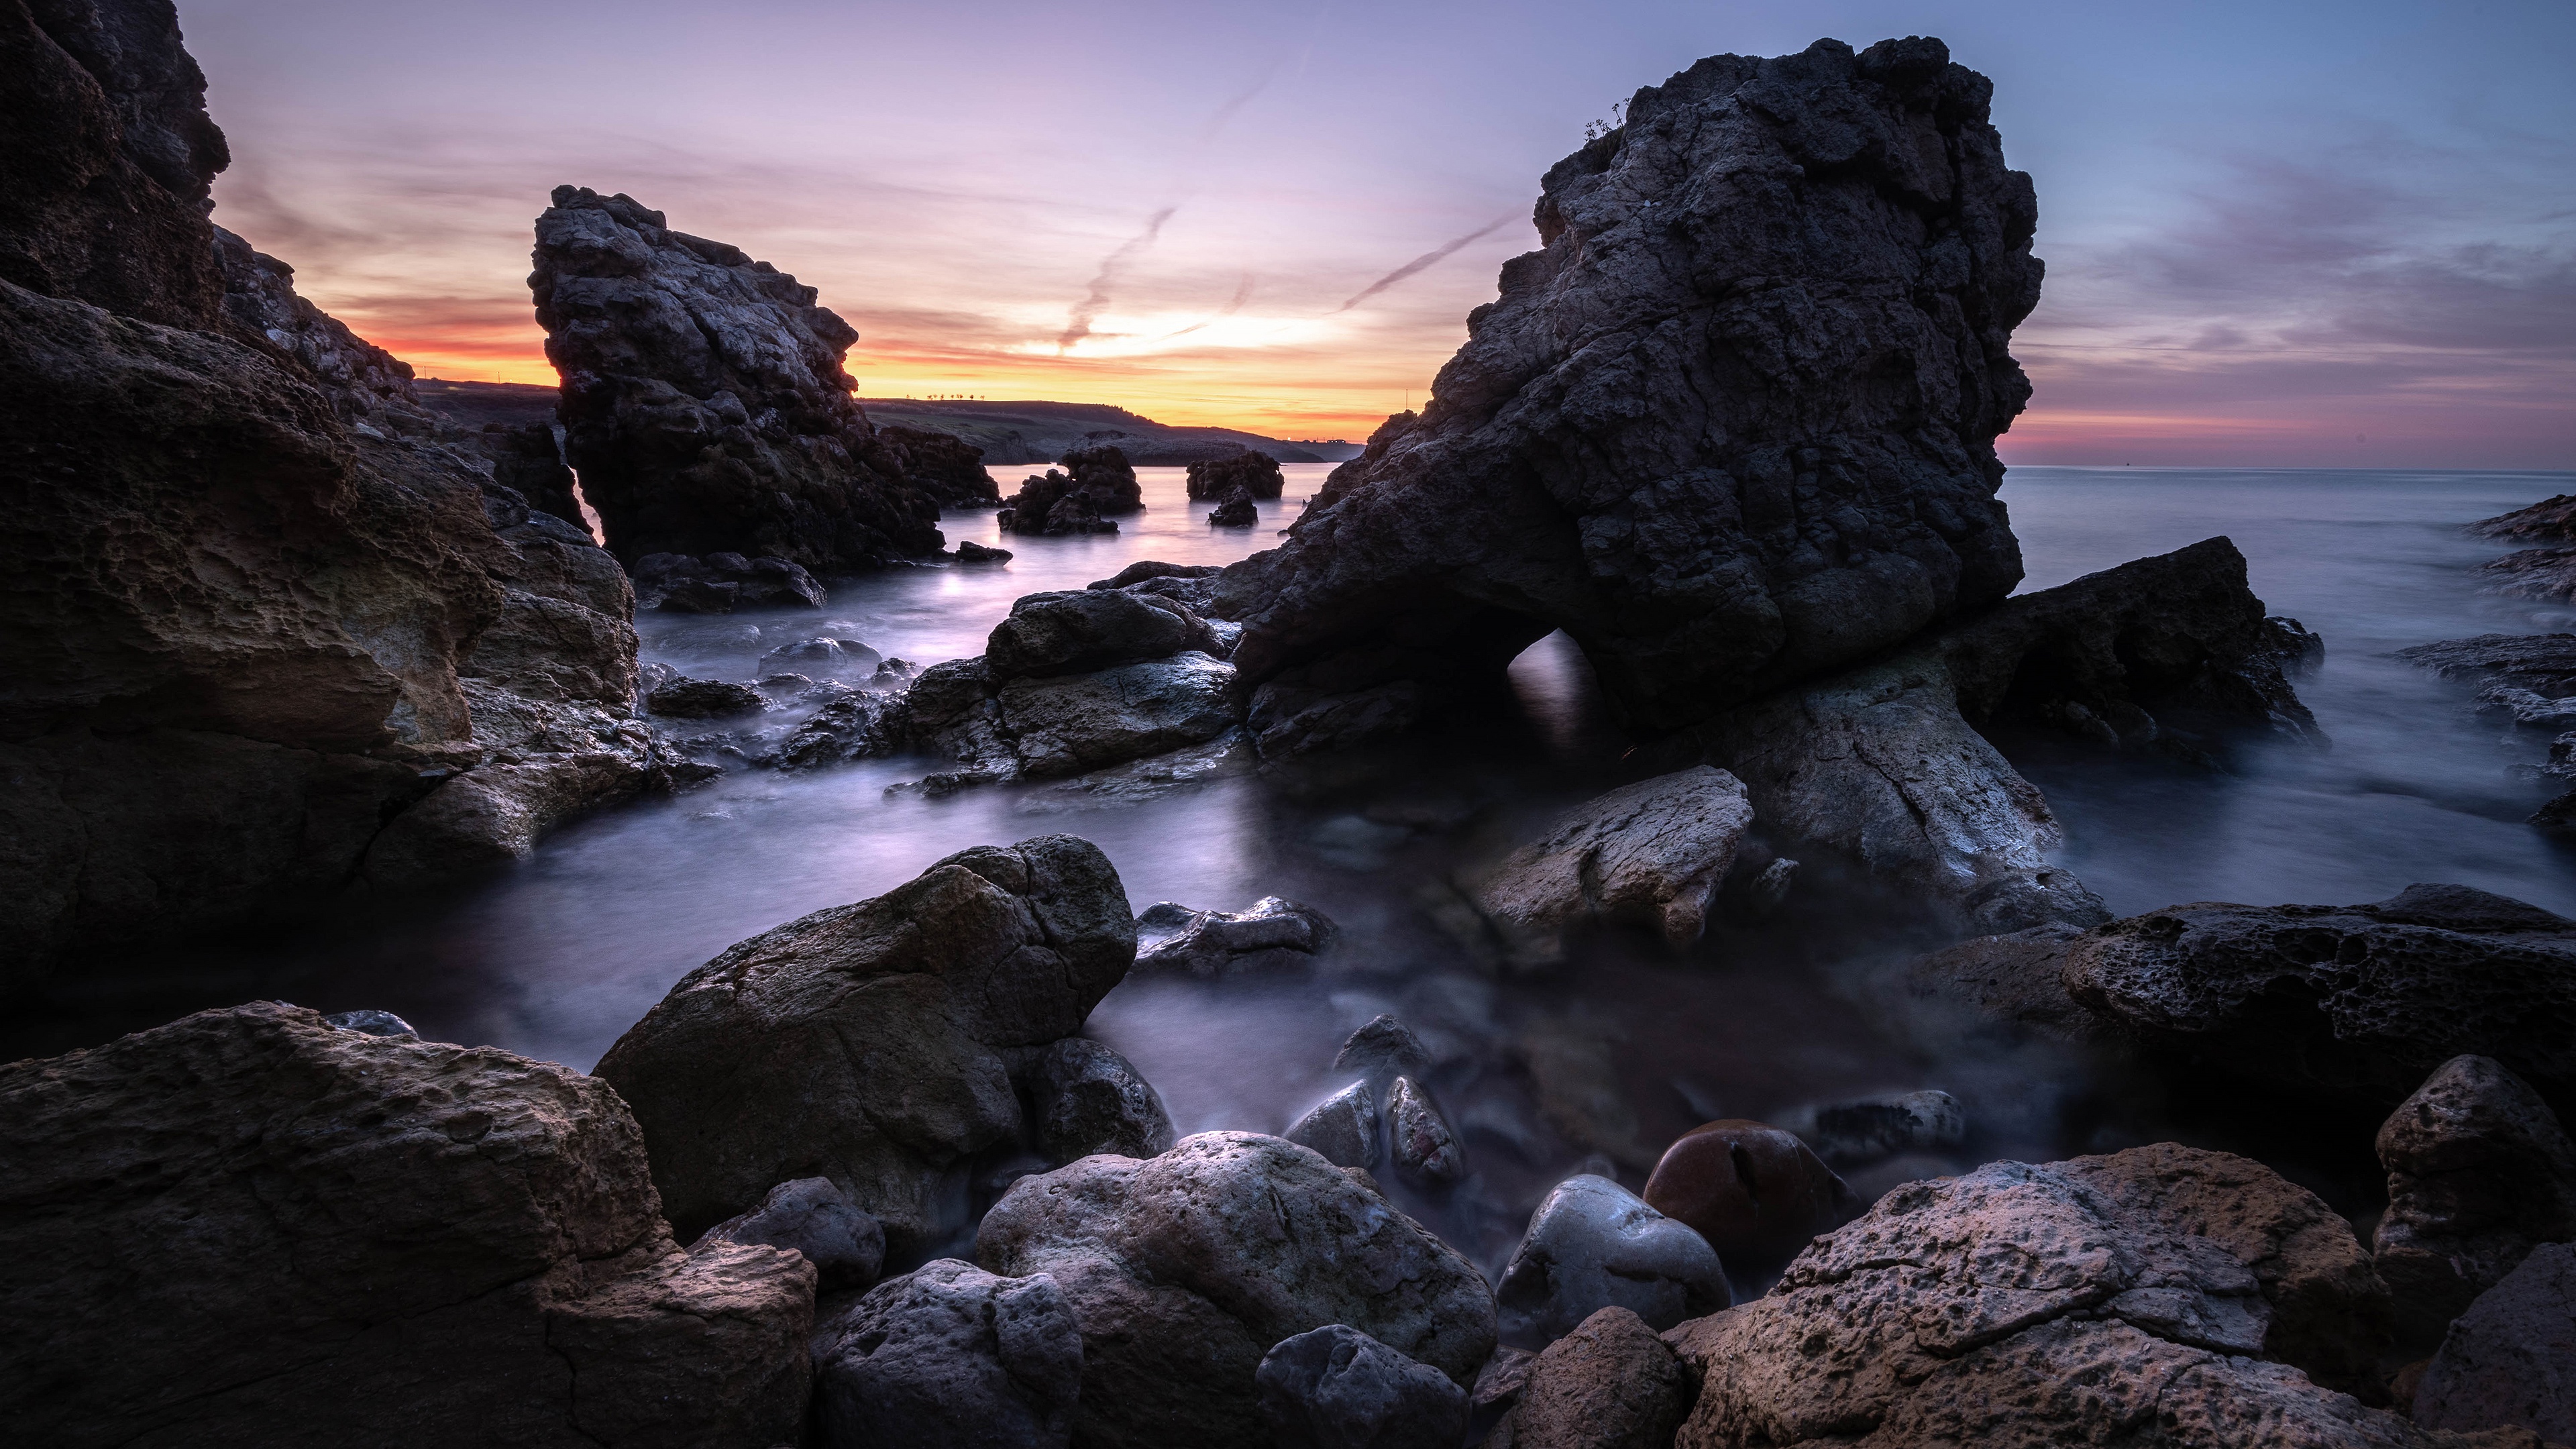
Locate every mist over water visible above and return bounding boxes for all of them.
[23,464,2575,1275]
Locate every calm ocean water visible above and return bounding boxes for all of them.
[23,464,2574,1267]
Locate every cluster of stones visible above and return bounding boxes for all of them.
[998,442,1144,535]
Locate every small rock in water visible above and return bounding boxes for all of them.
[1256,1324,1470,1449]
[2412,1243,2576,1444]
[1208,485,1259,527]
[814,1258,1082,1449]
[1387,1076,1464,1184]
[693,1175,885,1290]
[321,1009,417,1039]
[1132,896,1338,977]
[1489,1305,1694,1449]
[2372,1054,2576,1342]
[1334,1015,1432,1080]
[646,677,766,718]
[1642,1119,1857,1263]
[1776,1089,1967,1167]
[760,636,883,677]
[1495,1175,1731,1347]
[1285,1081,1379,1169]
[1029,1038,1177,1164]
[1734,855,1799,922]
[955,539,1013,563]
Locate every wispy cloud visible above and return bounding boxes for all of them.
[1057,207,1179,353]
[1332,215,1517,314]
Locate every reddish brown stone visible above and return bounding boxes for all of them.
[1644,1119,1852,1261]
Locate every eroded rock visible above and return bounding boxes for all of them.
[1209,486,1259,527]
[1186,447,1286,500]
[646,678,767,718]
[1474,766,1754,958]
[2470,496,2576,544]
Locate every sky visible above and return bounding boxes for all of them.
[185,0,2574,466]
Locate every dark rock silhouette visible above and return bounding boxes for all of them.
[1215,38,2041,739]
[998,442,1142,535]
[1208,486,1259,527]
[1186,447,1285,500]
[1058,441,1143,512]
[879,423,1002,506]
[2371,1055,2576,1343]
[529,185,945,569]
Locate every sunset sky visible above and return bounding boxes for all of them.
[186,0,2573,467]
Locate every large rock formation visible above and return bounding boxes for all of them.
[529,185,945,569]
[2372,1055,2576,1341]
[0,1002,814,1447]
[1,1,676,989]
[594,836,1137,1252]
[1214,37,2041,739]
[878,422,1002,507]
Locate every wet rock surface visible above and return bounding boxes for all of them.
[1489,1306,1696,1449]
[1256,1323,1471,1449]
[1216,38,2041,741]
[1666,1144,2403,1447]
[1186,447,1287,500]
[974,1132,1498,1449]
[1776,1088,1967,1166]
[1644,1120,1858,1265]
[1474,765,1755,959]
[1028,1036,1178,1164]
[2470,496,2576,544]
[1497,1174,1731,1346]
[2479,549,2576,604]
[2373,1055,2576,1342]
[694,1176,886,1291]
[1135,894,1340,975]
[633,551,828,612]
[594,836,1135,1251]
[531,185,943,568]
[0,1002,814,1448]
[812,1258,1081,1449]
[2413,1244,2576,1445]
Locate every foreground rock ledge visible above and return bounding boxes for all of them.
[0,1002,812,1448]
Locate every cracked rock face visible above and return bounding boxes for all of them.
[1215,36,2040,743]
[1666,1144,2401,1448]
[593,836,1136,1252]
[530,185,944,570]
[0,1002,814,1448]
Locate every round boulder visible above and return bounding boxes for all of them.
[1029,1038,1177,1164]
[1643,1120,1856,1263]
[1497,1175,1731,1347]
[1257,1323,1469,1449]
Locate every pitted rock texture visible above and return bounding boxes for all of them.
[2061,884,2576,1107]
[1664,1144,2403,1448]
[1474,765,1755,957]
[2372,1055,2576,1342]
[594,836,1136,1252]
[1489,1306,1696,1449]
[1215,37,2040,741]
[2470,496,2576,544]
[813,1258,1082,1449]
[975,1132,1499,1449]
[0,1002,814,1448]
[1187,447,1285,500]
[530,185,944,569]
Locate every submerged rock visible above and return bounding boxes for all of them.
[2372,1055,2576,1342]
[1134,895,1340,976]
[1185,447,1286,500]
[1209,485,1260,527]
[956,539,1013,562]
[594,836,1135,1251]
[1775,1089,1967,1167]
[1028,1037,1178,1164]
[633,552,828,612]
[1497,1175,1731,1346]
[531,186,943,568]
[1473,765,1755,959]
[974,1132,1498,1448]
[646,677,767,718]
[1489,1306,1695,1449]
[0,1002,814,1447]
[695,1176,886,1291]
[1643,1120,1856,1263]
[2412,1244,2576,1444]
[1256,1324,1471,1449]
[812,1258,1081,1449]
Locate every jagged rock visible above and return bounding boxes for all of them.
[482,419,583,523]
[813,1258,1081,1449]
[973,1132,1498,1448]
[1644,1120,1856,1263]
[1692,538,2316,932]
[1286,1081,1381,1169]
[1775,1089,1967,1166]
[956,539,1013,562]
[987,589,1221,679]
[2479,549,2576,604]
[213,225,428,429]
[1058,441,1143,512]
[1387,1075,1466,1184]
[1335,1015,1433,1079]
[2414,1245,2576,1444]
[998,450,1138,536]
[878,423,1002,506]
[1091,560,1223,591]
[1028,1037,1178,1164]
[2373,1056,2576,1342]
[775,690,908,771]
[2398,637,2576,749]
[1666,1144,2404,1447]
[1208,485,1260,527]
[1186,447,1286,500]
[2061,884,2576,1106]
[1489,1306,1695,1449]
[0,1002,814,1447]
[1473,765,1755,959]
[695,1176,886,1291]
[530,186,943,568]
[1214,39,2041,742]
[1257,1324,1471,1449]
[647,678,767,718]
[1497,1175,1731,1346]
[594,836,1135,1251]
[2471,496,2576,543]
[1134,895,1339,975]
[632,551,828,611]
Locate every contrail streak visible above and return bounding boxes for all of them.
[1331,215,1516,315]
[1057,206,1178,354]
[1160,272,1256,341]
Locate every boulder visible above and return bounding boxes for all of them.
[593,835,1135,1250]
[998,654,1240,777]
[1090,560,1224,592]
[1209,486,1259,527]
[2373,1056,2576,1342]
[1497,1175,1732,1347]
[1387,1075,1466,1184]
[646,677,766,718]
[1489,1307,1695,1449]
[2413,1245,2576,1444]
[813,1258,1081,1449]
[530,186,945,568]
[1643,1120,1857,1264]
[878,423,1002,507]
[2060,883,2576,1107]
[957,539,1013,562]
[0,1002,813,1447]
[1665,1144,2405,1447]
[694,1176,886,1291]
[1028,1037,1178,1164]
[1775,1089,1966,1166]
[1256,1324,1472,1449]
[633,553,828,611]
[1058,441,1144,513]
[2470,496,2576,543]
[1473,766,1755,959]
[1185,447,1287,500]
[974,1132,1499,1448]
[1287,1081,1381,1169]
[1335,1014,1433,1079]
[1134,894,1340,975]
[775,690,910,771]
[986,589,1221,679]
[1213,39,2041,741]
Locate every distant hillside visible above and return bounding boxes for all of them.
[859,398,1364,466]
[415,378,557,429]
